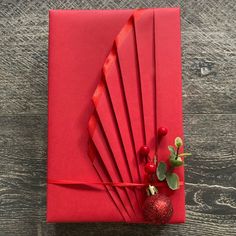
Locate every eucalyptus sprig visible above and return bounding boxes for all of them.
[156,137,191,190]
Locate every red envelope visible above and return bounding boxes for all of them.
[47,8,185,223]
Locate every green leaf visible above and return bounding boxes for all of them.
[175,137,183,148]
[166,173,180,190]
[169,156,184,167]
[168,146,176,155]
[156,162,167,181]
[178,153,192,157]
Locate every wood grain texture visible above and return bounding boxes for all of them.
[0,0,235,235]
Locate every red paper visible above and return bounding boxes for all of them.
[47,8,185,223]
[88,114,138,220]
[154,9,185,222]
[47,9,134,222]
[99,54,145,208]
[88,140,131,222]
[134,10,156,154]
[91,89,142,219]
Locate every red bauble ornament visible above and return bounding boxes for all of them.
[144,162,156,174]
[158,127,168,137]
[140,145,150,156]
[143,186,173,224]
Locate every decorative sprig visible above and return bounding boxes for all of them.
[156,137,191,190]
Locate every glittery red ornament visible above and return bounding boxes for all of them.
[143,186,173,224]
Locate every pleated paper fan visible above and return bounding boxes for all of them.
[88,8,185,223]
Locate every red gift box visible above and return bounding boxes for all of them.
[47,8,185,223]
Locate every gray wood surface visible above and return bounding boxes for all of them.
[0,0,235,235]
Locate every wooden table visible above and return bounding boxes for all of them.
[0,0,235,235]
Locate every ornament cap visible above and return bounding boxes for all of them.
[146,185,158,196]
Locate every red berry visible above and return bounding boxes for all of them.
[144,162,156,174]
[158,127,168,136]
[140,145,150,156]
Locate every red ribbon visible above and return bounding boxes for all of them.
[48,179,184,187]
